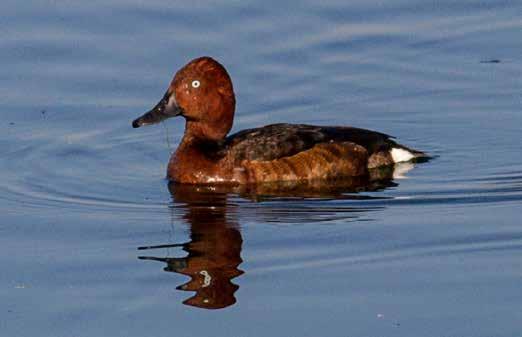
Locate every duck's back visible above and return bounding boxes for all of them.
[224,123,423,162]
[221,123,425,183]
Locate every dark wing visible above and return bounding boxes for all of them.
[222,123,396,162]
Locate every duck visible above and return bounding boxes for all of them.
[132,56,428,184]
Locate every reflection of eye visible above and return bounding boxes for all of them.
[191,80,201,88]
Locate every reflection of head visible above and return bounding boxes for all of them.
[172,215,243,310]
[139,183,243,310]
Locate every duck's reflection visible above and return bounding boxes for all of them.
[138,164,413,310]
[139,184,243,309]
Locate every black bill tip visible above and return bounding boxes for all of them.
[132,118,142,128]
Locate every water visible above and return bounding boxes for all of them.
[2,1,521,336]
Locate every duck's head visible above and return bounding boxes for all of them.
[132,57,235,141]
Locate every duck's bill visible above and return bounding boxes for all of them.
[132,91,183,128]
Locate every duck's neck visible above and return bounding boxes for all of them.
[184,120,229,142]
[177,139,215,160]
[177,119,228,159]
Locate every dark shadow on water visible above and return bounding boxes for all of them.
[137,167,402,310]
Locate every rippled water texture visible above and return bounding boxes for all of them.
[1,1,521,336]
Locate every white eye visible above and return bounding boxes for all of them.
[191,80,200,88]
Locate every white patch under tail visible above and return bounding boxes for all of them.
[390,148,415,163]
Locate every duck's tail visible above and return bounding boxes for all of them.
[389,143,431,164]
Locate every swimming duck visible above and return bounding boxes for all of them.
[133,56,427,184]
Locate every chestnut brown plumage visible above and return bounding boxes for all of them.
[133,56,427,184]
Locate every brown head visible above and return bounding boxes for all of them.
[132,57,235,141]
